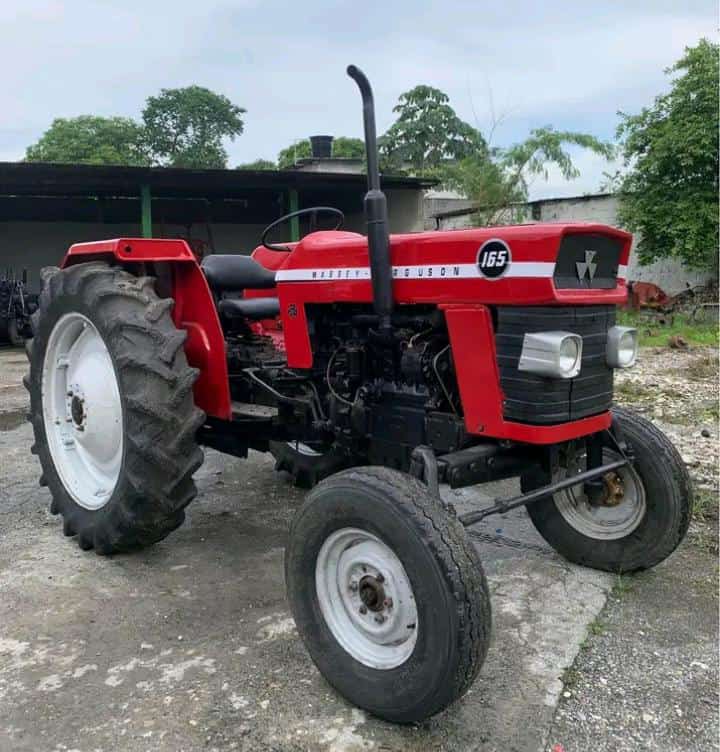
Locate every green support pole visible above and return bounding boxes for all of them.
[288,188,299,242]
[140,184,152,238]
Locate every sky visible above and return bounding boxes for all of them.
[0,0,715,199]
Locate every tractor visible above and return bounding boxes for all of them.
[24,66,692,724]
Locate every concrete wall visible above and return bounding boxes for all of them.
[0,187,424,292]
[434,193,715,295]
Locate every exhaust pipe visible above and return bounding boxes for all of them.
[346,65,393,335]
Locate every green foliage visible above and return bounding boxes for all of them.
[278,140,311,168]
[380,85,486,175]
[25,116,149,166]
[141,85,246,168]
[617,309,719,348]
[616,39,719,271]
[376,84,612,221]
[237,158,276,170]
[277,136,365,169]
[449,127,614,225]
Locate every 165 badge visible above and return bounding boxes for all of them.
[477,239,511,279]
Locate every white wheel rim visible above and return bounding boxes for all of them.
[315,527,418,670]
[42,313,123,510]
[554,449,646,540]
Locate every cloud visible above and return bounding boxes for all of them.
[0,0,714,195]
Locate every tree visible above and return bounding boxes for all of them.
[616,39,718,270]
[141,85,246,168]
[277,140,312,168]
[277,136,366,169]
[25,116,149,165]
[380,85,486,175]
[451,127,615,225]
[237,158,276,170]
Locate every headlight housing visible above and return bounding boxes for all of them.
[518,331,583,379]
[607,326,638,368]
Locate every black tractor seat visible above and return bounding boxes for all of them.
[201,254,277,292]
[218,297,281,320]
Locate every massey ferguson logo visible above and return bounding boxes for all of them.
[576,250,598,281]
[477,239,511,279]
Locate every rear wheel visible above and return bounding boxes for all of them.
[523,407,692,573]
[26,262,205,554]
[285,467,491,722]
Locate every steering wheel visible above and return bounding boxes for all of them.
[261,206,344,251]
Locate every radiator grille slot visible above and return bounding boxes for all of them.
[495,306,615,425]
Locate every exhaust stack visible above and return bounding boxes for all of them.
[346,65,393,334]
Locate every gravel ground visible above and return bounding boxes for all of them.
[549,344,719,752]
[0,342,717,752]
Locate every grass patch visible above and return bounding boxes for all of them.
[612,574,635,597]
[618,310,719,348]
[588,618,606,636]
[684,354,719,381]
[693,488,719,523]
[614,380,653,401]
[561,666,582,689]
[696,403,719,423]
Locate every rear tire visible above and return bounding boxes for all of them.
[522,407,692,573]
[26,262,205,554]
[285,466,491,723]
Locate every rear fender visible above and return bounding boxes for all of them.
[63,238,231,420]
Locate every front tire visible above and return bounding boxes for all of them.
[523,407,693,573]
[285,467,491,723]
[26,262,205,554]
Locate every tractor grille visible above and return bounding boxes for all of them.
[495,306,615,425]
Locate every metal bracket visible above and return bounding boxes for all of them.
[409,445,440,498]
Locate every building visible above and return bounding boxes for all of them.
[430,192,714,295]
[0,161,433,292]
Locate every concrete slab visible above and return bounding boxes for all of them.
[0,404,613,752]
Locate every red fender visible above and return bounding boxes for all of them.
[62,238,231,421]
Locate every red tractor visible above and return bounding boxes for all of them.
[25,66,691,723]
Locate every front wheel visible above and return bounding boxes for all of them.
[285,467,491,723]
[523,407,693,573]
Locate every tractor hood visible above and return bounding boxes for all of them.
[272,223,632,307]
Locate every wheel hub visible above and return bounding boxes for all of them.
[358,574,386,612]
[69,392,85,428]
[553,449,646,540]
[315,528,418,669]
[600,472,625,507]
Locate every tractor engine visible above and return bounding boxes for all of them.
[224,303,464,469]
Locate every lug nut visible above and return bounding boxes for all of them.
[374,614,385,624]
[359,605,367,615]
[383,597,393,608]
[375,573,384,583]
[348,581,358,592]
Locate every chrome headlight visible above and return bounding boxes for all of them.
[607,326,638,368]
[518,331,583,379]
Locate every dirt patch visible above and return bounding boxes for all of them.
[615,345,719,537]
